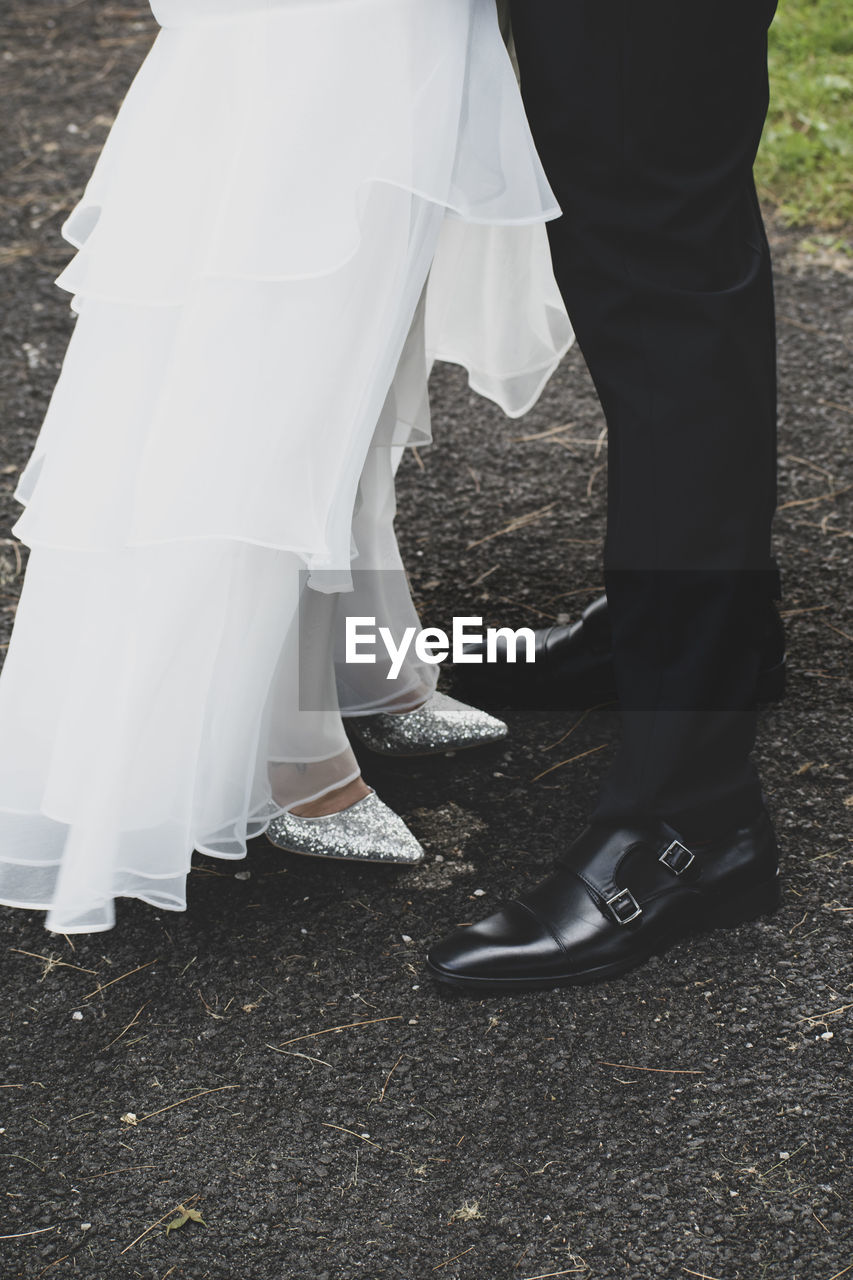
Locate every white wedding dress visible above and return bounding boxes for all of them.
[0,0,572,932]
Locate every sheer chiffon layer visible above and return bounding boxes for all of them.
[58,0,560,300]
[1,199,446,933]
[16,212,570,564]
[17,188,444,566]
[17,0,572,562]
[0,543,363,933]
[0,0,572,932]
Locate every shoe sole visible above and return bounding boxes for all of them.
[425,875,782,993]
[347,730,509,759]
[265,839,423,866]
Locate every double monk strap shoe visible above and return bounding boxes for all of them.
[454,593,787,708]
[426,809,781,992]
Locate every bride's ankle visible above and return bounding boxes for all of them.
[291,776,371,818]
[383,688,433,716]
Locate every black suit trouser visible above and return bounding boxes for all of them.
[509,0,780,835]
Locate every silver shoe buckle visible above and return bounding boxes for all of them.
[659,839,695,877]
[606,888,642,925]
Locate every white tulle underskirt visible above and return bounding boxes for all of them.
[0,0,573,932]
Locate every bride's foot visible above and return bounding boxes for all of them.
[265,784,425,865]
[347,691,508,757]
[291,776,371,818]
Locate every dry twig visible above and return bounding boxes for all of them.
[778,483,852,512]
[119,1194,201,1255]
[100,1002,149,1052]
[136,1085,239,1122]
[433,1247,475,1271]
[376,1053,405,1104]
[266,1045,335,1068]
[10,948,97,980]
[822,619,853,644]
[0,1226,57,1240]
[276,1015,401,1048]
[322,1123,381,1149]
[598,1061,704,1075]
[466,503,555,551]
[531,744,607,783]
[83,959,158,1001]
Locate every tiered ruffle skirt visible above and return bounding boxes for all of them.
[0,0,572,932]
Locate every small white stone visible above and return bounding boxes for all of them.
[234,870,251,881]
[71,1011,83,1021]
[472,889,486,897]
[411,985,420,991]
[820,1031,834,1041]
[779,1151,790,1160]
[120,1113,138,1126]
[80,1223,91,1231]
[22,342,43,370]
[66,123,80,134]
[300,928,308,935]
[401,934,413,944]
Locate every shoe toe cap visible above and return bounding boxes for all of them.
[427,901,563,985]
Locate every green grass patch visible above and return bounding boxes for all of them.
[757,0,853,229]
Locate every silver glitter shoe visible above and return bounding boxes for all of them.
[347,691,508,757]
[265,791,424,864]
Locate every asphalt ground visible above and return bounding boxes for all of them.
[1,5,851,1279]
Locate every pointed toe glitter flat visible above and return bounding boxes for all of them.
[347,691,508,757]
[265,791,425,864]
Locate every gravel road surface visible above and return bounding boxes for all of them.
[1,5,851,1278]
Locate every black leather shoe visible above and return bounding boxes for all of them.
[454,593,786,708]
[426,809,780,992]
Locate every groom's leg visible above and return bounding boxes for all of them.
[510,0,779,835]
[425,1,781,990]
